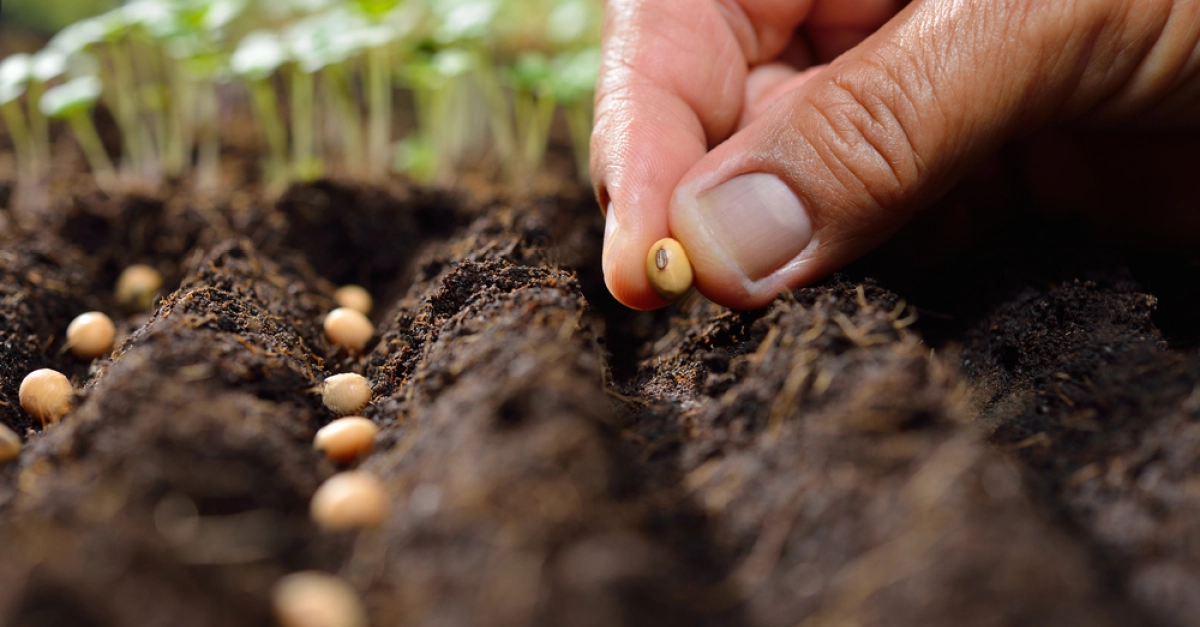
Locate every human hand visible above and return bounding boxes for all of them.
[591,0,1200,310]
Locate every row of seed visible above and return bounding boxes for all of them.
[4,264,167,460]
[11,268,384,626]
[289,285,382,627]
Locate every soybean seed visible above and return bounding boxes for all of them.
[66,311,115,360]
[314,417,378,464]
[310,471,388,530]
[333,285,372,316]
[646,238,694,302]
[273,571,367,627]
[322,373,372,416]
[323,307,373,352]
[19,369,72,427]
[0,424,20,463]
[115,264,163,312]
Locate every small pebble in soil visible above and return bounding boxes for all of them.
[323,307,374,352]
[334,284,373,316]
[314,416,378,463]
[322,373,372,415]
[646,237,694,302]
[115,264,164,312]
[310,471,388,530]
[0,424,20,463]
[19,369,72,427]
[273,571,367,627]
[66,311,116,360]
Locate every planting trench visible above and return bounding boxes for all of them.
[0,178,1198,626]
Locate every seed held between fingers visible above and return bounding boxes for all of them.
[66,311,116,360]
[323,307,374,352]
[314,417,378,463]
[273,571,368,627]
[0,424,21,463]
[646,238,694,302]
[19,369,72,427]
[310,471,388,530]
[322,373,372,415]
[333,285,372,316]
[115,264,163,312]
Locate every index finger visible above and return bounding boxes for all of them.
[592,0,812,309]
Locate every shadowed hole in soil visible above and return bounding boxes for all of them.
[274,180,467,303]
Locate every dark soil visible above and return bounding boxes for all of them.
[1,165,1199,626]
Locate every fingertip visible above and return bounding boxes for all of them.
[602,203,672,311]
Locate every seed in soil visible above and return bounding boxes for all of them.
[310,471,388,530]
[115,264,164,312]
[19,368,72,427]
[66,311,116,360]
[646,237,694,302]
[333,285,373,315]
[272,571,367,627]
[323,307,374,352]
[0,424,20,463]
[314,417,378,463]
[322,373,373,415]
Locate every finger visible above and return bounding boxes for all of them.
[666,0,1200,308]
[592,0,905,310]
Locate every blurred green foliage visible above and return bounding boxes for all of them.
[2,0,119,36]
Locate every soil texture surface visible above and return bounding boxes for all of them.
[1,175,1199,627]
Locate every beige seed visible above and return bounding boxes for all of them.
[115,264,163,312]
[333,285,372,316]
[310,471,388,530]
[322,373,372,416]
[323,307,373,352]
[19,368,72,427]
[0,424,21,463]
[66,311,116,360]
[314,417,378,464]
[273,571,367,627]
[646,238,694,302]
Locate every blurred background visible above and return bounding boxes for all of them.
[2,0,120,37]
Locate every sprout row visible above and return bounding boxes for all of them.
[0,0,602,195]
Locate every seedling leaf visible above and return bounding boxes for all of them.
[232,30,287,79]
[551,46,600,103]
[39,76,103,120]
[31,49,70,84]
[434,0,499,44]
[0,54,32,105]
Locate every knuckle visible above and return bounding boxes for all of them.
[802,55,932,212]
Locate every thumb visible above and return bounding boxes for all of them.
[669,0,1192,309]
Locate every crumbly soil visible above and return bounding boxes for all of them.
[1,168,1199,627]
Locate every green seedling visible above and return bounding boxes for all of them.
[508,52,557,181]
[431,0,522,181]
[348,0,411,180]
[546,0,600,47]
[122,0,191,178]
[23,49,74,180]
[285,8,385,179]
[9,0,604,196]
[0,54,35,183]
[398,47,486,182]
[39,75,116,189]
[232,30,289,183]
[152,0,247,192]
[50,9,156,185]
[551,46,600,183]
